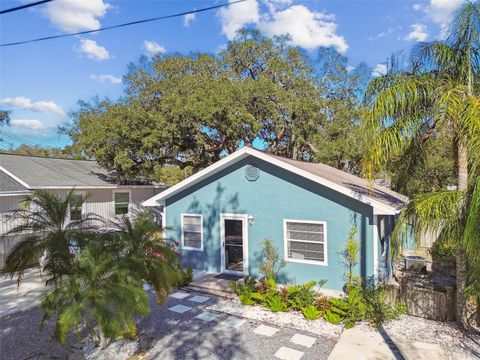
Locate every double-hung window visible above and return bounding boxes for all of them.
[69,194,83,221]
[284,220,327,265]
[114,192,130,215]
[181,214,203,251]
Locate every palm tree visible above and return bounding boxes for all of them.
[364,1,480,327]
[41,247,150,347]
[3,190,102,286]
[94,210,182,303]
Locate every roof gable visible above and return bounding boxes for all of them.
[143,147,408,215]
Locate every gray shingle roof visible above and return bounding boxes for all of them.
[270,154,408,209]
[0,154,117,189]
[0,171,28,192]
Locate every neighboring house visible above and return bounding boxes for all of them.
[0,153,164,267]
[143,147,408,293]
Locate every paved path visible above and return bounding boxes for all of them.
[328,326,448,360]
[0,268,50,318]
[0,273,450,360]
[139,290,336,360]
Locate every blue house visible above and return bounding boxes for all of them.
[143,147,408,293]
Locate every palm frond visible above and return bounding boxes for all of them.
[391,190,465,256]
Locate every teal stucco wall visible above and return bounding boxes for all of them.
[165,156,376,292]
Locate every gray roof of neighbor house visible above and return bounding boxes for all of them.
[270,154,409,209]
[0,171,28,192]
[0,153,158,190]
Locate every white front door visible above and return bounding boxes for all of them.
[220,214,248,275]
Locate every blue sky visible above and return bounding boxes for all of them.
[0,0,467,148]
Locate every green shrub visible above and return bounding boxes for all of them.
[288,281,317,310]
[265,293,288,312]
[239,291,256,305]
[327,287,367,328]
[301,305,323,320]
[178,266,193,286]
[362,288,406,328]
[258,239,286,281]
[229,276,257,296]
[343,228,362,292]
[314,296,331,312]
[324,310,342,324]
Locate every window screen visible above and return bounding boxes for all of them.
[182,214,202,249]
[114,192,130,215]
[285,221,326,263]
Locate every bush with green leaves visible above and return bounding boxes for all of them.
[41,247,150,348]
[287,281,318,310]
[265,293,289,312]
[258,239,286,281]
[328,287,368,328]
[343,228,362,292]
[301,304,323,320]
[362,288,406,328]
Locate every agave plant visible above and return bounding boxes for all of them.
[364,2,480,327]
[41,247,150,347]
[3,190,103,286]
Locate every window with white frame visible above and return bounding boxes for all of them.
[69,194,83,221]
[182,214,203,250]
[114,192,130,215]
[284,220,327,265]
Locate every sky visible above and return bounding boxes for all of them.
[0,0,468,148]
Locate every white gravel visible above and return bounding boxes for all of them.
[356,315,480,360]
[83,338,139,360]
[206,299,343,340]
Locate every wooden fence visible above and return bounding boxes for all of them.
[383,280,455,321]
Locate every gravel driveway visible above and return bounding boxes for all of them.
[0,290,337,360]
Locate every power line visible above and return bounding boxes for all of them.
[1,0,245,47]
[0,0,54,15]
[0,130,46,148]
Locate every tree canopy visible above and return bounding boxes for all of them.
[64,29,370,182]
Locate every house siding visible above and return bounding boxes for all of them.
[165,156,375,292]
[0,187,162,268]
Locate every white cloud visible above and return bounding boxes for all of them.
[10,119,47,131]
[144,40,166,57]
[78,39,110,60]
[184,12,196,27]
[372,64,387,77]
[89,74,122,84]
[427,0,465,38]
[368,27,394,41]
[41,0,111,32]
[404,23,428,42]
[413,4,422,11]
[218,1,347,53]
[218,0,260,40]
[259,5,348,53]
[0,96,65,116]
[264,0,293,12]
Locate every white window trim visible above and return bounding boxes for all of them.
[181,213,204,252]
[69,190,86,221]
[113,189,132,216]
[283,219,328,266]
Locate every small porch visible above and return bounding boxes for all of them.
[184,270,243,299]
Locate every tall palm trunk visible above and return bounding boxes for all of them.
[456,140,469,328]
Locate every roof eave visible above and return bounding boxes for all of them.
[142,147,405,214]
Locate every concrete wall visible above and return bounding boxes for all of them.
[165,156,376,292]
